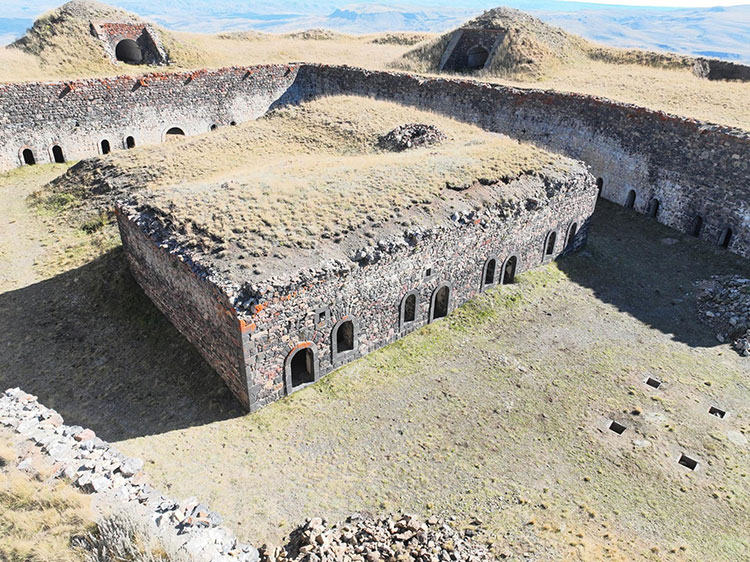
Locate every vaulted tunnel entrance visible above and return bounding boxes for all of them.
[22,149,35,165]
[466,45,489,70]
[290,347,315,389]
[115,39,143,64]
[432,286,450,320]
[502,256,517,284]
[336,320,354,354]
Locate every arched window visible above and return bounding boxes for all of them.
[501,256,517,285]
[625,190,636,209]
[165,127,185,139]
[545,231,557,257]
[466,45,489,70]
[100,139,111,155]
[566,223,578,249]
[52,145,65,163]
[285,345,318,393]
[115,39,143,64]
[22,148,35,165]
[482,257,497,290]
[596,177,604,198]
[400,291,418,330]
[691,216,703,238]
[126,136,136,149]
[210,124,218,131]
[430,285,450,321]
[719,227,733,249]
[332,317,357,360]
[648,198,660,218]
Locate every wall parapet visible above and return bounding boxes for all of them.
[0,387,259,562]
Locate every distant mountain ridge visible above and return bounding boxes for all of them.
[2,1,749,63]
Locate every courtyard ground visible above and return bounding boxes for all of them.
[0,163,748,560]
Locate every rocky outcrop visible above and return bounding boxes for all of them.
[0,387,259,562]
[696,275,750,356]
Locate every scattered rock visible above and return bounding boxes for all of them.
[696,275,750,356]
[378,124,446,152]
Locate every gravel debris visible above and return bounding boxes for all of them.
[696,275,750,356]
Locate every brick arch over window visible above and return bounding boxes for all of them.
[481,257,497,291]
[284,342,319,395]
[429,284,452,322]
[331,316,359,362]
[399,290,420,331]
[501,255,518,285]
[164,127,185,140]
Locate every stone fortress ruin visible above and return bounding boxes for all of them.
[1,14,748,411]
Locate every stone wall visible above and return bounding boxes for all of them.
[246,170,594,411]
[438,29,505,72]
[0,64,300,170]
[0,387,259,562]
[116,207,249,406]
[291,65,750,259]
[693,58,750,82]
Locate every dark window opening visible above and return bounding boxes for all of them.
[22,149,35,165]
[545,231,557,256]
[403,293,417,324]
[115,39,143,64]
[210,124,218,131]
[678,454,698,470]
[709,406,726,419]
[566,223,578,249]
[52,145,65,163]
[502,256,517,285]
[609,421,627,435]
[432,286,450,320]
[645,377,662,389]
[126,136,136,149]
[425,268,432,278]
[100,139,111,155]
[719,227,733,249]
[316,308,329,326]
[336,320,354,354]
[230,121,237,126]
[596,177,603,197]
[648,198,660,218]
[625,190,636,209]
[165,127,185,138]
[290,348,315,388]
[466,45,489,70]
[484,258,496,287]
[691,216,703,237]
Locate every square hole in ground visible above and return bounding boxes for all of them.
[645,377,662,389]
[609,421,627,435]
[709,406,726,419]
[678,454,698,470]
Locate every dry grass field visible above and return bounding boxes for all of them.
[0,429,93,562]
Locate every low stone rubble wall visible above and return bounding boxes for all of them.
[696,275,750,356]
[0,387,259,562]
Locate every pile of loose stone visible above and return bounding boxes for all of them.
[0,387,259,562]
[696,275,750,356]
[378,124,446,152]
[261,513,493,562]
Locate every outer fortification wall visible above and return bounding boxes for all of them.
[0,64,300,170]
[292,65,750,259]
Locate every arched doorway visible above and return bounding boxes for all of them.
[566,223,578,249]
[545,231,557,257]
[596,177,604,198]
[126,136,136,149]
[625,190,636,209]
[502,256,517,285]
[648,198,660,218]
[482,257,497,290]
[165,127,185,140]
[100,139,111,155]
[431,285,450,321]
[52,145,65,163]
[400,292,418,329]
[719,227,733,249]
[286,346,317,392]
[336,320,354,354]
[22,149,35,165]
[466,45,489,70]
[115,39,143,64]
[691,216,703,237]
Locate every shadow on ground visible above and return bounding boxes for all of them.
[559,200,750,348]
[0,247,243,441]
